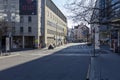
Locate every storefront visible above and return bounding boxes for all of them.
[110,28,120,53]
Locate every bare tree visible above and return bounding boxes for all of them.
[64,0,97,24]
[0,20,11,52]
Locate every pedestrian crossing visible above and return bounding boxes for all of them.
[60,44,92,53]
[66,45,92,49]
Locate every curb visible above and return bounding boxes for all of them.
[0,54,20,59]
[86,64,90,80]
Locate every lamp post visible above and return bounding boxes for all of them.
[91,26,96,57]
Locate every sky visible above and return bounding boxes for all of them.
[52,0,93,28]
[52,0,74,28]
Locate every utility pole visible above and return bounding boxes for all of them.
[93,28,95,57]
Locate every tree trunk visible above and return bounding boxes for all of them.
[0,39,2,55]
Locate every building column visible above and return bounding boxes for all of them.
[10,36,13,49]
[95,26,100,49]
[35,36,40,48]
[22,36,25,48]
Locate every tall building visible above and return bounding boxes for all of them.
[42,0,67,47]
[0,0,67,50]
[109,0,120,52]
[91,0,120,52]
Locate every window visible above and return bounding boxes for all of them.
[28,16,32,22]
[20,27,23,33]
[3,0,8,4]
[28,26,32,33]
[12,27,15,33]
[20,16,24,23]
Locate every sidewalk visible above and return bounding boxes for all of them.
[0,47,48,57]
[90,47,120,80]
[0,44,69,57]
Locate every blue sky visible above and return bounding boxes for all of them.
[52,0,92,28]
[52,0,67,14]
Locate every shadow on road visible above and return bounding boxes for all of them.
[0,44,91,80]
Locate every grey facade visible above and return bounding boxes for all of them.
[91,0,120,52]
[0,0,67,50]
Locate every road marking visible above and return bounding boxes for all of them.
[52,54,91,56]
[86,64,90,80]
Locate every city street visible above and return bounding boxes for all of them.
[0,43,92,80]
[0,0,120,80]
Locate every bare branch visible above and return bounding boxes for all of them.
[0,20,11,38]
[64,0,97,24]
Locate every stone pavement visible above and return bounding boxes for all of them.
[90,49,120,80]
[0,44,69,58]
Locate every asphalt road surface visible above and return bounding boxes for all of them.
[0,43,92,80]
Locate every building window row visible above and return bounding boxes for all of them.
[47,29,64,36]
[20,16,32,23]
[20,26,32,33]
[47,29,56,35]
[46,0,67,22]
[47,10,58,21]
[47,20,64,31]
[47,10,66,27]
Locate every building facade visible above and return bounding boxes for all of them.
[91,0,120,52]
[42,0,67,47]
[109,0,120,52]
[73,23,89,42]
[0,0,67,50]
[0,0,42,49]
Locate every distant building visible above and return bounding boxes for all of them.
[67,28,74,42]
[73,23,89,42]
[42,0,67,47]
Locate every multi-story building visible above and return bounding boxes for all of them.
[91,0,120,52]
[67,28,74,42]
[42,0,67,47]
[73,23,89,42]
[0,0,42,49]
[109,0,120,52]
[0,0,67,50]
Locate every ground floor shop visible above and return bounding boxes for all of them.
[47,37,64,47]
[110,29,120,53]
[1,35,42,51]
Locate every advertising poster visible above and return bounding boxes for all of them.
[19,0,37,15]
